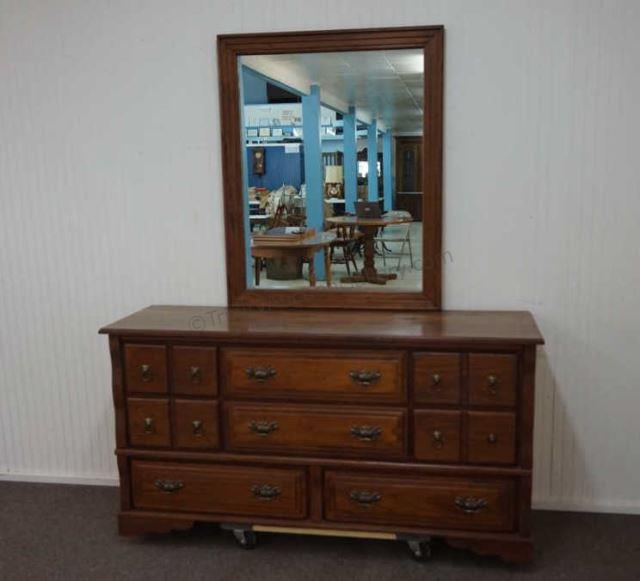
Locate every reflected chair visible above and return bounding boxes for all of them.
[328,223,363,277]
[375,210,414,271]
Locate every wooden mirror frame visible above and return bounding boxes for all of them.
[217,26,443,310]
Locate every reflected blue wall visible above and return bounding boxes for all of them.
[246,147,305,191]
[242,67,268,104]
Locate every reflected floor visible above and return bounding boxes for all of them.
[253,222,423,291]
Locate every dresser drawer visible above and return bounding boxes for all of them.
[174,400,219,450]
[324,471,516,532]
[413,353,461,405]
[125,345,167,394]
[173,346,218,396]
[222,348,405,402]
[225,403,406,459]
[127,398,170,447]
[414,410,461,462]
[132,461,306,519]
[467,411,516,465]
[469,354,517,407]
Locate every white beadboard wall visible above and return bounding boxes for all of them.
[1,0,639,513]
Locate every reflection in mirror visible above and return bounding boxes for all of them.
[239,49,423,291]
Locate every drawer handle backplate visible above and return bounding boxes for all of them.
[349,370,382,387]
[350,489,382,507]
[143,417,155,434]
[251,484,281,501]
[192,420,204,436]
[189,366,202,384]
[432,429,445,449]
[455,496,488,514]
[154,479,184,493]
[140,364,153,383]
[245,366,276,382]
[487,375,499,394]
[249,420,279,436]
[487,433,498,444]
[350,425,382,442]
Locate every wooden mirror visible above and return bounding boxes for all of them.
[217,26,443,310]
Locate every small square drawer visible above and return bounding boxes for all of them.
[467,411,516,465]
[127,398,170,447]
[173,347,218,396]
[125,345,167,394]
[414,410,461,462]
[174,400,219,450]
[413,353,461,405]
[468,354,517,407]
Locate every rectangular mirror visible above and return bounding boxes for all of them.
[218,27,443,310]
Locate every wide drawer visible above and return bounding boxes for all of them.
[131,461,306,519]
[221,348,405,402]
[324,471,516,532]
[225,403,406,459]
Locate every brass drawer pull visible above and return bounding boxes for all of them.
[251,484,281,501]
[245,366,276,382]
[143,417,155,434]
[189,366,202,384]
[249,420,279,436]
[140,364,153,383]
[349,370,382,387]
[487,375,499,394]
[350,489,382,507]
[154,479,183,493]
[455,496,488,513]
[192,420,204,436]
[430,373,444,391]
[350,425,382,442]
[432,429,445,449]
[487,433,498,444]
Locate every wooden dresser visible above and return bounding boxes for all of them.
[100,306,543,563]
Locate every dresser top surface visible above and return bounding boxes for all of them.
[100,306,544,346]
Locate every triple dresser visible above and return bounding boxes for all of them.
[100,305,544,563]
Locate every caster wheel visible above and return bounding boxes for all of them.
[232,529,257,549]
[408,540,431,561]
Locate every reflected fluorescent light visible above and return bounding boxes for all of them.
[408,53,424,74]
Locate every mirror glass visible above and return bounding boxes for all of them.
[238,49,424,291]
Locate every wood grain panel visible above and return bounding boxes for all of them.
[225,402,406,459]
[324,471,516,532]
[222,348,405,402]
[132,461,306,518]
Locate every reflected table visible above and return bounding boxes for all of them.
[325,215,412,285]
[251,232,335,287]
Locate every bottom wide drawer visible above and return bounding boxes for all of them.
[132,461,307,519]
[324,471,516,532]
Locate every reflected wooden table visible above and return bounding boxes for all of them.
[325,215,412,285]
[251,232,335,287]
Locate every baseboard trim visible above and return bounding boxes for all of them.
[0,472,118,487]
[533,498,640,516]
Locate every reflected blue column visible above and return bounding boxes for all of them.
[382,131,393,212]
[367,120,379,201]
[302,85,325,280]
[343,106,358,214]
[238,62,252,286]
